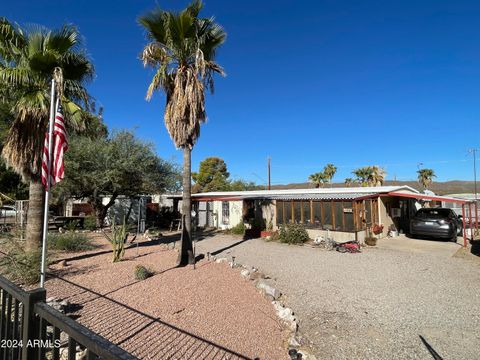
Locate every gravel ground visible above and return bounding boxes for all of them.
[45,234,288,360]
[196,234,480,360]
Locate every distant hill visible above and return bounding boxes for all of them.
[270,180,478,195]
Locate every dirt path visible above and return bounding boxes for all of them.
[196,234,480,360]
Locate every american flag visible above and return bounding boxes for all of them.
[41,108,68,188]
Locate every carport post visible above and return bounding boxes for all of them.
[462,204,467,247]
[475,201,479,231]
[468,202,473,241]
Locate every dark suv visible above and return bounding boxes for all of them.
[410,208,462,242]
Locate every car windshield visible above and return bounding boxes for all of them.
[415,208,451,219]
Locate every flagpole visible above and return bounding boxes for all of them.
[40,79,57,288]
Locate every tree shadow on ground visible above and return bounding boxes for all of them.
[210,238,252,257]
[419,335,444,360]
[47,272,252,360]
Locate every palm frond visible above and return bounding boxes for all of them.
[138,9,168,43]
[45,25,79,53]
[0,18,25,62]
[0,67,37,87]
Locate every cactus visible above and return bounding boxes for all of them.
[110,218,128,262]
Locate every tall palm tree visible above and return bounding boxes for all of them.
[344,178,354,187]
[139,1,226,266]
[417,168,436,190]
[0,18,94,252]
[352,167,372,186]
[369,165,386,186]
[323,163,337,185]
[309,172,327,188]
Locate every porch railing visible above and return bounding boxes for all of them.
[0,274,137,360]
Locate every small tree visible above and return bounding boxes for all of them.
[58,131,180,227]
[192,157,230,192]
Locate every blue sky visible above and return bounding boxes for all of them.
[5,0,480,185]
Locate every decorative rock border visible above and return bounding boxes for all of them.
[212,256,317,360]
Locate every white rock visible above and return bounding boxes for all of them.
[288,336,301,347]
[256,281,281,300]
[240,269,250,278]
[215,258,228,263]
[298,351,317,360]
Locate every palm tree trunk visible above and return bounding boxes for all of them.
[25,180,44,253]
[177,147,194,266]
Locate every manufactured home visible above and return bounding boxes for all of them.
[179,186,477,244]
[182,186,420,242]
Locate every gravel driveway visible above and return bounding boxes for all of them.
[196,234,480,360]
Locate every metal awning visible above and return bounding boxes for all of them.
[267,193,378,201]
[387,191,474,204]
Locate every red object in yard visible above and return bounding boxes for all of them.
[260,231,274,238]
[372,224,384,235]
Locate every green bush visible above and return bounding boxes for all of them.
[83,216,97,231]
[134,265,154,280]
[63,220,80,232]
[278,223,310,244]
[230,222,246,235]
[48,233,94,252]
[0,239,46,285]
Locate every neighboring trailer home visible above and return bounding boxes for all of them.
[185,186,423,242]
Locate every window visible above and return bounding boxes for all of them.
[285,201,292,223]
[334,202,343,230]
[294,201,302,223]
[323,202,332,229]
[343,202,355,231]
[276,201,284,225]
[313,201,322,226]
[303,201,311,225]
[222,201,229,225]
[365,200,372,226]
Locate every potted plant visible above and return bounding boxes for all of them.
[260,220,274,238]
[365,224,378,246]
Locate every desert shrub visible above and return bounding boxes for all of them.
[48,233,94,252]
[278,224,310,244]
[83,216,97,231]
[63,220,80,232]
[110,219,128,262]
[0,239,47,285]
[134,265,154,280]
[230,222,246,235]
[266,231,280,242]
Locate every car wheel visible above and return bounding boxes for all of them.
[451,228,458,242]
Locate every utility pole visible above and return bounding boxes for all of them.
[267,157,271,190]
[468,148,478,201]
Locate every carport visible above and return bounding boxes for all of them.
[388,191,478,246]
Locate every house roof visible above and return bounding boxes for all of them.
[175,185,420,201]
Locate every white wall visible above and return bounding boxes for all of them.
[212,200,243,230]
